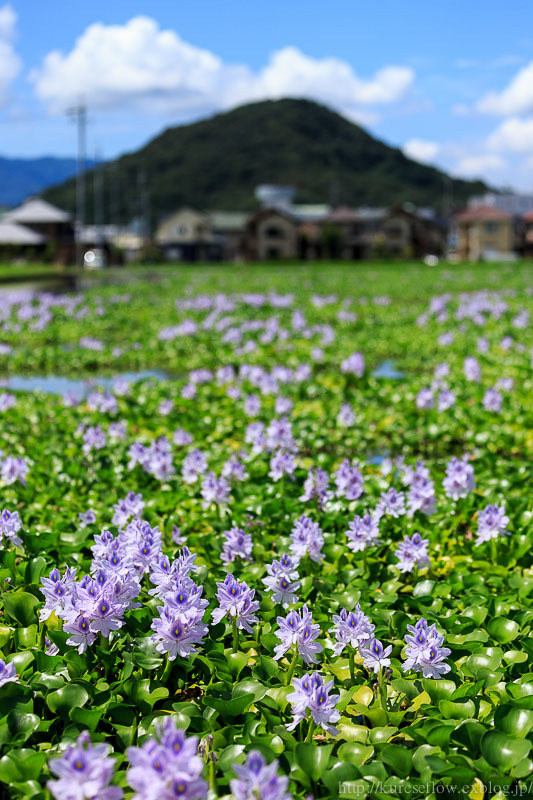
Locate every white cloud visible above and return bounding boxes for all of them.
[486,117,533,153]
[454,153,506,178]
[31,16,414,121]
[402,138,439,164]
[476,61,533,115]
[0,5,21,105]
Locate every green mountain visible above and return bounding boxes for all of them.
[43,98,488,222]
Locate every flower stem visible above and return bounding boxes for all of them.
[161,656,173,684]
[378,667,388,721]
[490,538,498,564]
[232,616,239,653]
[349,650,356,684]
[306,717,316,742]
[285,648,299,686]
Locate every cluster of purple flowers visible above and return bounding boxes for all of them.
[482,387,503,412]
[0,508,22,548]
[0,453,29,485]
[395,533,431,573]
[181,449,208,483]
[48,731,122,800]
[274,605,322,665]
[475,503,510,546]
[262,553,301,607]
[0,392,15,412]
[126,717,207,800]
[268,449,296,481]
[401,461,437,518]
[200,470,231,508]
[221,526,253,564]
[287,672,340,735]
[329,605,374,657]
[336,402,355,427]
[334,459,364,500]
[300,467,331,508]
[345,512,380,552]
[82,425,107,455]
[289,515,325,563]
[112,491,145,527]
[403,618,451,679]
[212,574,259,633]
[341,351,365,377]
[230,751,292,800]
[129,436,175,481]
[443,456,475,500]
[149,547,208,660]
[376,487,406,518]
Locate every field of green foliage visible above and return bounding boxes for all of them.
[0,261,531,800]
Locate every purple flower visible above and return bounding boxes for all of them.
[395,533,430,573]
[82,425,107,455]
[266,417,296,452]
[416,387,434,410]
[300,468,331,508]
[334,459,364,501]
[443,456,475,500]
[464,356,481,382]
[1,455,29,486]
[126,717,207,800]
[274,605,322,665]
[475,503,510,546]
[345,512,379,552]
[182,449,207,484]
[402,618,451,679]
[0,392,15,412]
[269,450,296,481]
[341,352,365,377]
[328,605,374,657]
[230,751,292,800]
[0,508,22,547]
[290,515,324,563]
[48,731,122,800]
[200,471,231,508]
[336,403,355,427]
[78,509,97,529]
[263,554,301,607]
[437,389,456,412]
[151,609,208,660]
[244,394,262,417]
[173,428,193,446]
[287,672,340,735]
[221,526,253,564]
[64,616,97,654]
[0,658,18,687]
[482,387,503,412]
[376,487,406,518]
[212,574,259,633]
[360,638,393,674]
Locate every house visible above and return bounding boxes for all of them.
[0,219,46,259]
[155,208,220,261]
[2,198,74,262]
[209,211,248,262]
[522,210,533,258]
[244,208,299,260]
[454,206,515,261]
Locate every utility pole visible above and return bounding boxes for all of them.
[67,103,87,267]
[93,148,104,247]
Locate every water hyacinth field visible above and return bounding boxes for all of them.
[0,261,532,800]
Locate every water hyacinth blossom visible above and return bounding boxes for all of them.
[0,658,19,687]
[359,638,393,674]
[230,750,292,800]
[329,605,374,656]
[221,526,253,564]
[274,605,323,665]
[47,731,122,800]
[289,515,325,563]
[475,503,510,546]
[212,574,259,633]
[345,512,380,552]
[0,508,22,548]
[403,618,451,679]
[443,456,475,500]
[126,717,207,800]
[395,533,431,573]
[287,672,340,735]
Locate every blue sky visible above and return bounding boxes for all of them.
[3,1,533,188]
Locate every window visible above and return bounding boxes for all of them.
[265,226,284,239]
[175,225,188,235]
[484,222,499,233]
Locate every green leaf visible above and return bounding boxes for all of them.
[438,698,475,721]
[380,743,412,777]
[493,705,533,738]
[46,684,89,714]
[294,743,334,781]
[481,731,531,770]
[203,692,255,718]
[2,591,40,627]
[487,617,520,644]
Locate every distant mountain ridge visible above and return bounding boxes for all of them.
[41,99,489,220]
[0,156,97,207]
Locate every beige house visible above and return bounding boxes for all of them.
[245,208,298,260]
[455,206,514,261]
[155,208,216,261]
